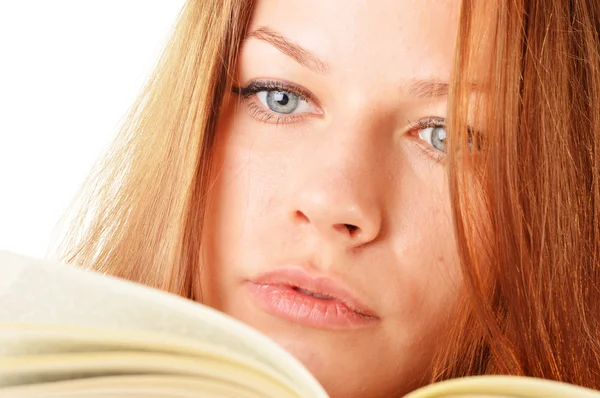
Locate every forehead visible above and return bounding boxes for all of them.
[248,0,460,83]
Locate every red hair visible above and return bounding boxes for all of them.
[434,0,600,388]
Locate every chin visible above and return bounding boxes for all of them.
[227,310,397,398]
[217,286,421,397]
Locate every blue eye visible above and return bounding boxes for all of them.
[418,125,447,153]
[233,80,322,123]
[257,90,311,115]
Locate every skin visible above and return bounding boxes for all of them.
[200,0,462,396]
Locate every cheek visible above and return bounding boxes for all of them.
[213,143,284,231]
[414,181,461,289]
[201,114,287,296]
[208,101,275,232]
[384,171,462,329]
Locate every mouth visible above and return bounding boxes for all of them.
[292,287,334,300]
[245,267,379,330]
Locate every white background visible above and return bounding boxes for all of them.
[0,1,185,258]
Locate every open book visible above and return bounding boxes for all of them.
[0,251,598,398]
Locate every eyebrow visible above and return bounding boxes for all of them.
[405,79,450,98]
[247,26,330,75]
[246,27,465,99]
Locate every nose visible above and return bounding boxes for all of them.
[292,201,381,248]
[289,160,383,248]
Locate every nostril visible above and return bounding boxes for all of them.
[294,210,310,223]
[333,223,359,235]
[294,208,361,237]
[343,224,358,235]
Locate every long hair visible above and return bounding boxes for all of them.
[50,0,255,297]
[50,0,600,391]
[434,0,600,389]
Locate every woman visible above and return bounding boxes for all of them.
[50,0,600,396]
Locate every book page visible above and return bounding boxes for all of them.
[0,251,328,398]
[404,375,600,398]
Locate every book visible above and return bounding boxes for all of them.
[0,250,598,398]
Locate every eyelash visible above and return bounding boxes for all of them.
[232,80,457,163]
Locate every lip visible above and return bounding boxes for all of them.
[246,266,379,330]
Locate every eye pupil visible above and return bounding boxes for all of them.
[273,92,289,106]
[266,90,299,114]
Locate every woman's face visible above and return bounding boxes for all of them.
[202,0,462,396]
